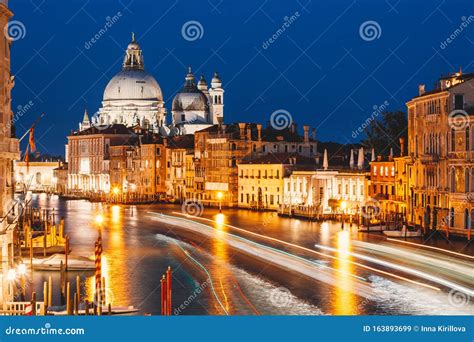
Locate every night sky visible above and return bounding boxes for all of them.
[9,0,474,156]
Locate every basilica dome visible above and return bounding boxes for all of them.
[103,33,163,102]
[103,69,163,102]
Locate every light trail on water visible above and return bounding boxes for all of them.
[160,212,441,291]
[172,240,230,315]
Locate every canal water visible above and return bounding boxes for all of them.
[22,194,474,316]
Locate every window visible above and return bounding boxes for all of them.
[466,169,470,192]
[181,114,185,121]
[451,128,456,152]
[156,147,161,155]
[391,167,395,177]
[373,166,377,176]
[466,127,470,151]
[454,94,464,110]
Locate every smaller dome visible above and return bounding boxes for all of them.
[172,67,209,112]
[172,90,208,112]
[211,72,222,88]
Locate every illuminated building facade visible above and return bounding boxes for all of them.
[407,71,474,236]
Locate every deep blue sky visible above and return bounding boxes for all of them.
[9,0,474,156]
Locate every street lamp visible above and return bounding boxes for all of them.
[340,200,347,230]
[217,191,223,213]
[95,214,104,238]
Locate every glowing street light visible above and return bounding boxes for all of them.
[95,214,104,238]
[217,191,223,213]
[340,200,347,230]
[340,200,347,211]
[112,187,120,195]
[95,214,104,225]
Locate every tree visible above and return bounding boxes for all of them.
[362,111,408,157]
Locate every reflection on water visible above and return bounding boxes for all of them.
[21,194,472,316]
[332,230,358,315]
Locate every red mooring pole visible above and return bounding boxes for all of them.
[94,238,102,306]
[160,275,167,315]
[166,266,172,315]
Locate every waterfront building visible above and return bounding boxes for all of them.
[194,123,318,207]
[407,70,474,236]
[238,153,316,210]
[165,135,194,201]
[67,124,134,194]
[185,152,196,200]
[14,160,63,193]
[368,157,396,215]
[283,169,368,215]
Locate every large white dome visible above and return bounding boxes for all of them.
[103,69,163,102]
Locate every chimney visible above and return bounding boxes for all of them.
[311,128,316,141]
[418,84,426,96]
[377,155,382,161]
[399,137,405,157]
[303,125,309,143]
[257,124,262,141]
[238,123,246,139]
